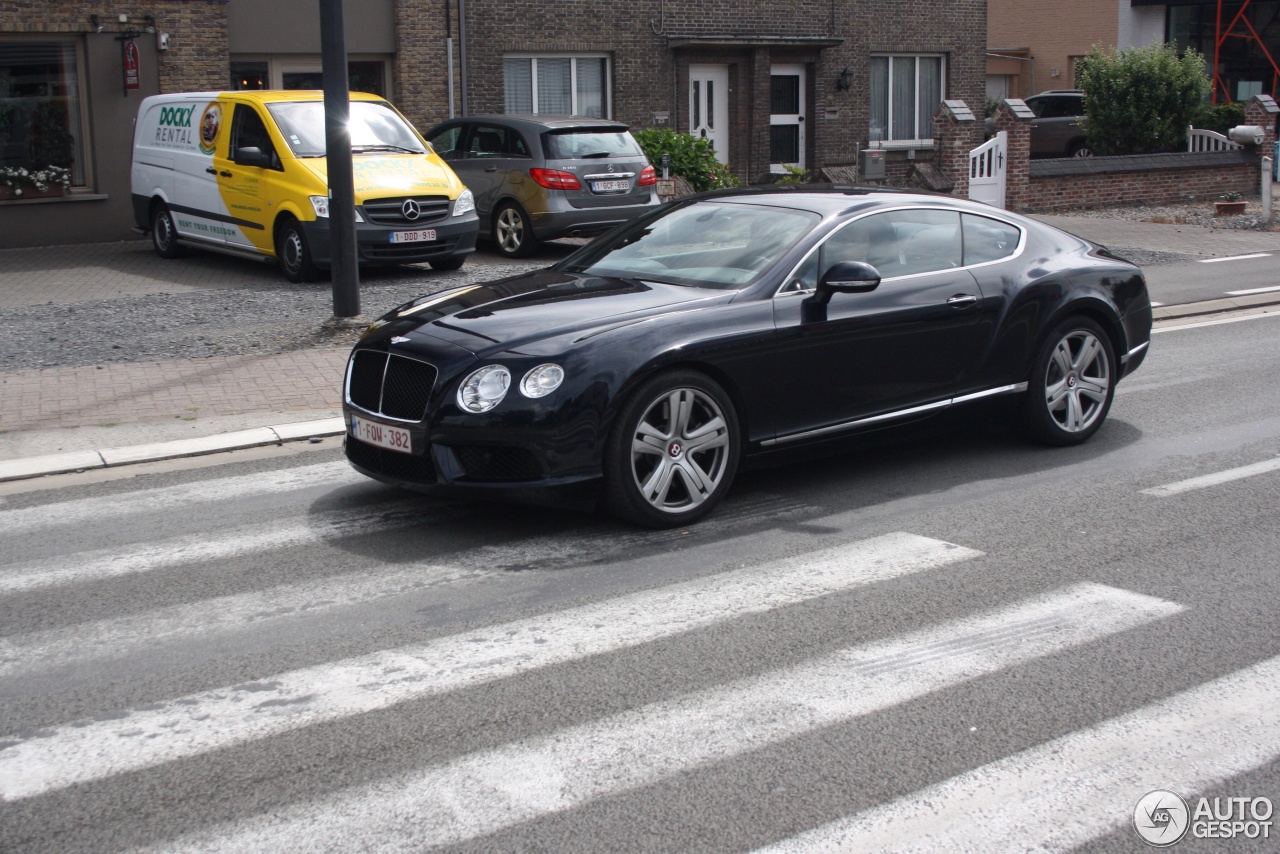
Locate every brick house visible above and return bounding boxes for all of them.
[2,0,986,248]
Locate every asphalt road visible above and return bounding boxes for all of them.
[1,310,1279,852]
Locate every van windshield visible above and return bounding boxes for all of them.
[266,101,427,158]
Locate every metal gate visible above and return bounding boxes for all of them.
[968,131,1007,208]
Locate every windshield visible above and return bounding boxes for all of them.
[266,100,427,158]
[559,200,821,289]
[543,129,644,160]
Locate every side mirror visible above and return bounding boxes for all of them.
[812,260,880,306]
[234,146,271,168]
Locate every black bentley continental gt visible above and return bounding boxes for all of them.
[343,186,1151,527]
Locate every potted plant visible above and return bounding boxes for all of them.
[0,165,72,200]
[1214,191,1247,216]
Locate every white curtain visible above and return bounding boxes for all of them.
[536,58,572,114]
[503,58,532,113]
[869,57,888,143]
[891,56,916,141]
[576,58,605,117]
[916,57,942,141]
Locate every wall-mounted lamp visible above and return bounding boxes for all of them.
[836,67,853,92]
[144,15,156,34]
[90,14,104,33]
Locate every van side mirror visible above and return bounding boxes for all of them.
[812,260,880,306]
[234,146,271,168]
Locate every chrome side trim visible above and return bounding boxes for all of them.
[762,382,1029,447]
[951,382,1028,405]
[1121,341,1149,364]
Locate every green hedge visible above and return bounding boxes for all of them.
[1075,43,1211,155]
[631,128,742,193]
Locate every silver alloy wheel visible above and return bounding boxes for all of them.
[629,387,731,514]
[1043,328,1111,433]
[494,206,526,255]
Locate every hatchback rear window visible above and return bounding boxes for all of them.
[543,130,643,160]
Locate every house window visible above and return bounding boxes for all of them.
[504,55,609,118]
[0,40,87,186]
[869,55,944,147]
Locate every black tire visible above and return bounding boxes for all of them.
[429,255,466,271]
[1023,316,1116,446]
[603,371,740,528]
[151,203,184,259]
[276,218,320,283]
[492,202,538,258]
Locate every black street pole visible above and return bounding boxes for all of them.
[319,0,360,318]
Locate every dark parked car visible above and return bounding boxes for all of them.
[423,115,659,257]
[343,187,1151,527]
[987,90,1092,158]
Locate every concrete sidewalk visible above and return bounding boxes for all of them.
[2,217,1279,484]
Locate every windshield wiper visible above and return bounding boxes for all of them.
[351,144,421,154]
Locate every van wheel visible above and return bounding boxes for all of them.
[151,204,184,259]
[493,203,538,258]
[277,219,319,283]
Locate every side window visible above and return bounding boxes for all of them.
[231,104,279,169]
[890,210,961,276]
[427,125,463,159]
[468,125,510,158]
[962,213,1021,265]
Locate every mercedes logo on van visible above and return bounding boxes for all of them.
[402,199,422,221]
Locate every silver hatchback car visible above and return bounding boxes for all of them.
[424,115,660,257]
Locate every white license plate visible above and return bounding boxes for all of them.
[349,413,413,454]
[590,179,630,193]
[390,228,437,244]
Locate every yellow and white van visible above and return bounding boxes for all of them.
[131,90,477,281]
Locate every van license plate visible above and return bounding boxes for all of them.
[390,229,436,244]
[349,414,413,454]
[590,180,630,193]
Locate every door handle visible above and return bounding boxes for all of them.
[947,294,980,308]
[219,171,233,178]
[206,167,217,175]
[484,166,498,172]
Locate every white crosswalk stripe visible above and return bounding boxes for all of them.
[0,532,980,801]
[753,654,1280,853]
[143,584,1181,852]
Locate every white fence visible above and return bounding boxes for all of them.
[1187,126,1243,153]
[968,131,1007,208]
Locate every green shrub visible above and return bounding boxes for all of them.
[1192,100,1246,134]
[774,164,811,184]
[632,128,742,192]
[1075,43,1211,155]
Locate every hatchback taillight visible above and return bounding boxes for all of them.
[638,165,657,187]
[529,168,581,190]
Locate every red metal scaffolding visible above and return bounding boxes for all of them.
[1213,0,1280,102]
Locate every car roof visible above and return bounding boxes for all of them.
[689,185,1025,218]
[448,114,631,132]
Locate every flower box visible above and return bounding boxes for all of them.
[0,184,66,201]
[1214,200,1247,216]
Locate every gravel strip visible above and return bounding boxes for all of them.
[1044,198,1279,232]
[0,261,544,372]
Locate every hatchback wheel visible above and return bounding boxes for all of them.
[1024,317,1115,446]
[151,203,184,259]
[493,203,538,258]
[604,371,739,527]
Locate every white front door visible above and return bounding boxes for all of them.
[689,64,729,165]
[770,64,805,173]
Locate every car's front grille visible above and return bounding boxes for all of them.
[346,436,438,484]
[454,445,543,482]
[346,350,437,421]
[361,196,451,226]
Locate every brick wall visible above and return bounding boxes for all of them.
[1,1,229,92]
[1025,158,1260,211]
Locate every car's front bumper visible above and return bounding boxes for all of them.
[303,213,478,267]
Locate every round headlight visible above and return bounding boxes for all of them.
[521,363,565,398]
[456,365,511,413]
